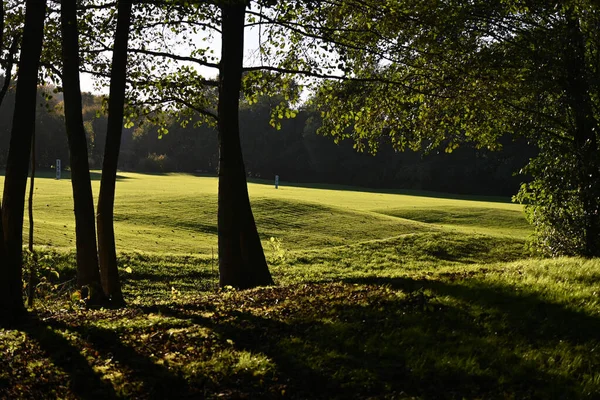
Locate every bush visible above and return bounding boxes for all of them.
[137,153,174,173]
[515,142,600,257]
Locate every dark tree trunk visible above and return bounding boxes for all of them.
[565,10,600,257]
[97,0,132,305]
[27,128,36,308]
[0,0,46,324]
[0,2,10,324]
[61,0,106,302]
[0,204,6,324]
[217,3,274,289]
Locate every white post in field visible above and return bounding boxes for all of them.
[56,159,61,180]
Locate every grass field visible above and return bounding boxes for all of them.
[1,172,600,399]
[5,171,530,253]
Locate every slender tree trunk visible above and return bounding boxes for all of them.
[217,3,274,289]
[0,202,6,323]
[27,127,36,308]
[97,0,132,305]
[0,2,10,324]
[565,10,600,256]
[61,0,106,303]
[0,0,46,324]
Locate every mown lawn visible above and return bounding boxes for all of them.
[1,172,599,399]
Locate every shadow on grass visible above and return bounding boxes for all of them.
[59,322,199,398]
[16,316,202,399]
[246,178,513,204]
[88,171,131,181]
[3,169,132,181]
[345,276,600,344]
[18,316,119,399]
[123,268,219,294]
[125,269,215,284]
[153,283,595,399]
[10,274,599,399]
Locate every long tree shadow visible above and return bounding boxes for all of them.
[17,273,595,399]
[18,316,119,399]
[50,320,200,399]
[14,313,204,399]
[245,178,513,204]
[344,276,600,344]
[154,284,592,399]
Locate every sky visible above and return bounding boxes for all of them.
[79,24,263,94]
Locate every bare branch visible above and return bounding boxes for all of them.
[128,48,219,69]
[134,96,218,121]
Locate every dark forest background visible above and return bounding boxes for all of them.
[0,86,535,196]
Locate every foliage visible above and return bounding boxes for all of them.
[266,236,286,264]
[515,144,600,257]
[22,250,67,306]
[136,153,173,173]
[295,0,600,256]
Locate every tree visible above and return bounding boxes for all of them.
[60,0,106,302]
[217,2,273,288]
[117,1,278,288]
[514,4,600,256]
[1,0,46,324]
[97,0,133,304]
[291,0,599,257]
[108,0,408,288]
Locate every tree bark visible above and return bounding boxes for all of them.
[61,0,106,302]
[564,10,600,257]
[97,0,132,305]
[217,3,274,289]
[0,2,10,324]
[0,0,46,324]
[27,127,36,308]
[0,203,6,324]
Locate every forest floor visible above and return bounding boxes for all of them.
[1,173,599,399]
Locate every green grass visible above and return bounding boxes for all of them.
[2,170,528,252]
[2,172,600,399]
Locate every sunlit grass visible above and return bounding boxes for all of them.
[1,171,528,253]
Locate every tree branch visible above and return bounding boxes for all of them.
[128,48,219,69]
[242,65,445,96]
[79,67,218,88]
[134,96,218,121]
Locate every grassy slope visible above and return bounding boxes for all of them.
[1,172,599,399]
[2,171,528,252]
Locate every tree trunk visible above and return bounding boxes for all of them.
[27,127,36,308]
[0,203,7,324]
[0,3,11,324]
[0,0,46,324]
[217,3,274,289]
[564,10,600,257]
[61,0,106,303]
[97,0,132,305]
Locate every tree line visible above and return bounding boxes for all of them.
[0,86,533,196]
